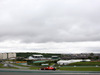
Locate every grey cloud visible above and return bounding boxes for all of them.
[0,0,100,43]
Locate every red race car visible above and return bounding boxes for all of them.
[41,66,56,70]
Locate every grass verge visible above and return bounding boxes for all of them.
[59,67,100,71]
[67,61,100,66]
[29,66,40,70]
[12,63,29,67]
[0,67,19,69]
[0,63,19,69]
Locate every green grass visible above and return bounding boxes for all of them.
[59,67,100,71]
[29,66,40,70]
[67,62,100,66]
[12,63,29,67]
[0,63,19,69]
[13,63,41,70]
[57,62,100,71]
[0,67,19,69]
[0,63,3,67]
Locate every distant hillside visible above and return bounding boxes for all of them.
[16,52,61,58]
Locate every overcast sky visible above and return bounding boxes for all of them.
[0,0,100,53]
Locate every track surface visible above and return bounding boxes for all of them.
[0,69,100,75]
[0,72,100,75]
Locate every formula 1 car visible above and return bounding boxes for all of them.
[41,66,56,70]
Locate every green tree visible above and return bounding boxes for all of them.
[90,53,94,56]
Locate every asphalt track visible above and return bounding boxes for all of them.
[0,72,100,75]
[0,69,100,75]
